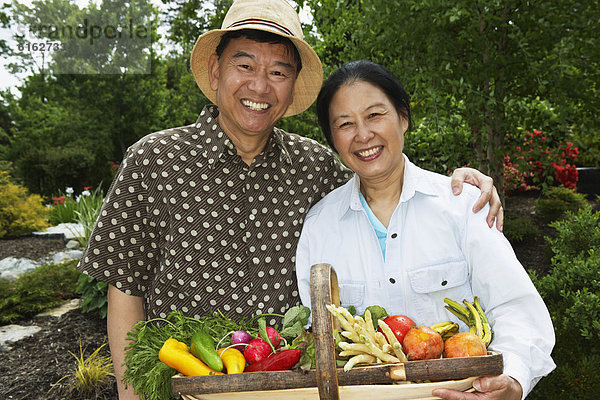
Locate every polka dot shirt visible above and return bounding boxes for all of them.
[78,105,351,322]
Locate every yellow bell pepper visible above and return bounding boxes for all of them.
[158,338,224,376]
[217,347,246,374]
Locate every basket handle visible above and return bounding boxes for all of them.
[310,263,341,400]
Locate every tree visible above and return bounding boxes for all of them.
[158,0,233,126]
[301,0,600,200]
[3,0,167,195]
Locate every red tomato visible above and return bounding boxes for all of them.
[378,315,416,345]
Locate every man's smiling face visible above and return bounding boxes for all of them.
[208,37,297,145]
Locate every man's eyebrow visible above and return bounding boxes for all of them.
[232,50,295,71]
[232,50,254,60]
[274,60,295,72]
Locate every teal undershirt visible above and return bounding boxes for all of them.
[359,192,388,259]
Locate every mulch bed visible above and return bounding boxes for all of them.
[0,236,66,262]
[0,236,118,400]
[0,309,117,400]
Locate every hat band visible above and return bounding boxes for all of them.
[227,19,295,37]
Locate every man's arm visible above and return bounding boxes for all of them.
[107,284,145,400]
[450,167,504,231]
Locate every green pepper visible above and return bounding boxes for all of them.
[190,329,224,372]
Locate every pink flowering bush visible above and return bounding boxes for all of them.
[504,130,579,193]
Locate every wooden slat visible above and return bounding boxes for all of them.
[402,353,503,382]
[172,353,503,395]
[310,263,340,400]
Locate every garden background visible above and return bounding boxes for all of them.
[0,0,599,399]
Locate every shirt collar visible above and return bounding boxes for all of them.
[345,154,440,214]
[194,105,293,168]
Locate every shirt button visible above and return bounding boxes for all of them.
[441,280,448,286]
[391,233,398,238]
[389,278,396,284]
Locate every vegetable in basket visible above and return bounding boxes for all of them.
[158,338,223,376]
[231,330,252,351]
[244,338,272,364]
[124,306,311,400]
[443,332,486,358]
[123,311,258,400]
[378,314,416,345]
[361,305,388,328]
[217,347,246,374]
[190,329,224,371]
[245,349,302,372]
[403,326,444,360]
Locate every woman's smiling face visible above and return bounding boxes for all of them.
[329,80,408,183]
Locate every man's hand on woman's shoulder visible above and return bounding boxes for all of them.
[450,167,504,232]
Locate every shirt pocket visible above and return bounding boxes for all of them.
[339,283,365,308]
[406,260,471,326]
[407,260,469,294]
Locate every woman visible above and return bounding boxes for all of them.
[295,61,555,399]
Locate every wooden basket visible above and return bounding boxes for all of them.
[171,264,503,399]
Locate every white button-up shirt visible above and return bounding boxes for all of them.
[296,155,555,398]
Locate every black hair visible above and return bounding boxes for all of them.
[215,29,302,74]
[316,60,413,152]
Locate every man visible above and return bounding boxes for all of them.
[78,0,502,398]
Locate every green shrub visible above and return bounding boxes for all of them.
[503,215,540,244]
[14,145,99,197]
[0,170,50,238]
[405,117,474,175]
[547,206,600,259]
[534,186,588,223]
[76,274,108,319]
[528,206,600,399]
[0,261,81,324]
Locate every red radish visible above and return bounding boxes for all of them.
[231,330,252,351]
[266,326,282,348]
[244,338,272,364]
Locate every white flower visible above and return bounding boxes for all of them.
[82,190,91,196]
[66,187,74,195]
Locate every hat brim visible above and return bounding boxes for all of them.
[190,27,323,118]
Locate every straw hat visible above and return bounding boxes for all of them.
[190,0,323,117]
